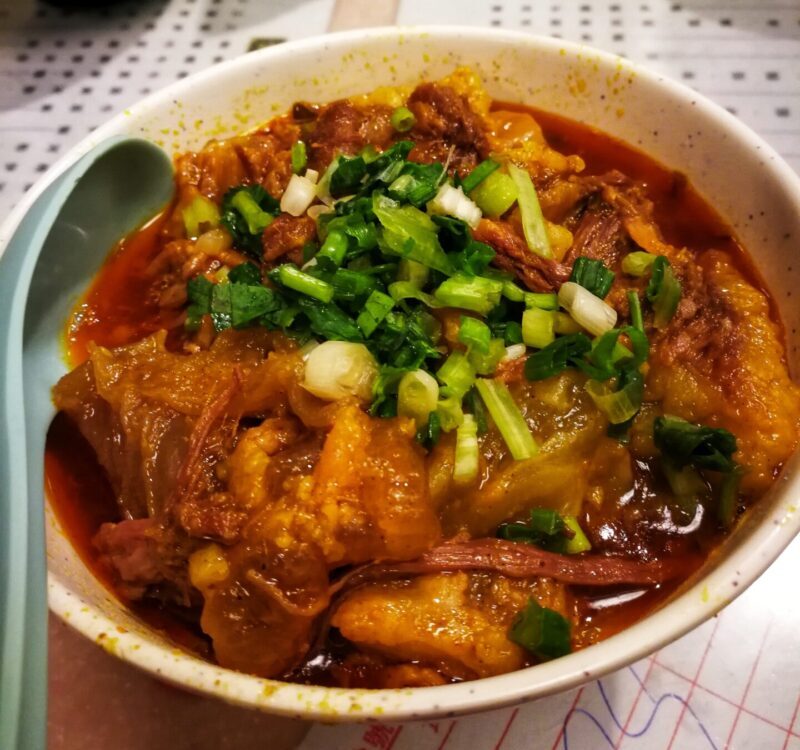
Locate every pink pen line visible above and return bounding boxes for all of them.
[665,617,721,750]
[724,621,772,749]
[493,708,519,750]
[611,657,658,750]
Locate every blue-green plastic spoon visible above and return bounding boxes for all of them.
[0,136,174,750]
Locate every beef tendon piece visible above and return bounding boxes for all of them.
[194,402,442,677]
[333,572,568,680]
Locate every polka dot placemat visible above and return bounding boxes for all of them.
[1,0,797,218]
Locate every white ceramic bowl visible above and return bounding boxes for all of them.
[6,27,800,722]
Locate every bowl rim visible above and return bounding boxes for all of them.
[8,25,800,722]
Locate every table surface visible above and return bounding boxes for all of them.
[2,1,799,748]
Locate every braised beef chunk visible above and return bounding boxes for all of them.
[261,214,317,265]
[94,519,197,604]
[307,101,394,169]
[406,82,490,172]
[47,69,800,689]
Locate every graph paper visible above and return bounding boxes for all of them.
[2,1,798,748]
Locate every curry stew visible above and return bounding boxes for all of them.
[47,70,800,688]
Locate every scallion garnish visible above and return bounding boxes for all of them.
[458,316,492,354]
[507,164,551,258]
[290,140,308,174]
[569,257,616,299]
[470,169,519,218]
[453,414,480,484]
[475,378,538,460]
[654,415,737,473]
[627,290,644,332]
[433,273,504,316]
[621,250,656,277]
[357,290,395,337]
[509,599,572,661]
[522,307,556,349]
[437,351,477,400]
[461,159,501,194]
[275,264,335,303]
[397,368,439,428]
[390,106,417,132]
[525,292,559,311]
[646,256,682,328]
[182,194,220,239]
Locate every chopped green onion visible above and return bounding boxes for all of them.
[509,599,571,661]
[373,193,454,275]
[182,195,221,239]
[303,340,377,401]
[522,308,556,349]
[661,459,707,521]
[231,189,274,235]
[647,256,682,329]
[468,338,506,376]
[429,183,482,228]
[275,264,334,303]
[557,281,617,337]
[585,369,644,424]
[433,273,504,316]
[416,410,441,449]
[524,333,592,381]
[470,170,519,219]
[357,290,395,337]
[463,386,489,435]
[500,320,523,345]
[397,369,440,428]
[525,292,559,311]
[316,229,349,268]
[330,154,367,197]
[436,394,465,432]
[453,414,480,484]
[553,311,582,335]
[563,516,592,554]
[290,141,308,174]
[569,257,616,299]
[529,508,562,536]
[654,415,737,473]
[437,351,477,400]
[461,159,500,194]
[502,281,526,303]
[622,251,656,277]
[458,316,492,354]
[628,290,644,332]
[330,268,376,301]
[397,258,430,287]
[507,164,551,258]
[390,106,416,132]
[578,326,649,381]
[475,379,538,460]
[387,280,438,307]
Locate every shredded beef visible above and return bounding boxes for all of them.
[473,219,571,292]
[565,199,629,267]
